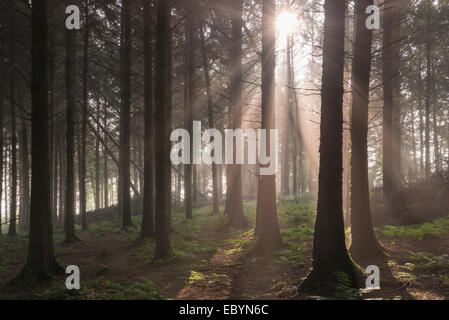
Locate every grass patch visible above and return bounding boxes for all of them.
[379,217,449,240]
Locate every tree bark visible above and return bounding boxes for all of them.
[49,22,56,228]
[80,0,89,230]
[140,0,155,239]
[95,100,101,210]
[200,23,219,215]
[119,0,133,229]
[16,0,62,280]
[227,0,247,229]
[153,0,172,260]
[382,0,396,199]
[58,117,65,228]
[425,0,432,178]
[184,2,195,219]
[349,0,385,260]
[300,0,360,294]
[64,1,80,243]
[19,88,30,233]
[8,11,17,237]
[254,0,282,253]
[104,103,109,208]
[391,0,402,185]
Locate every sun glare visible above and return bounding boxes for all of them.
[276,11,299,37]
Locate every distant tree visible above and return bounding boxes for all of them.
[103,101,109,208]
[382,0,400,201]
[64,0,80,244]
[424,0,432,178]
[8,4,17,237]
[254,0,282,253]
[119,0,133,229]
[184,1,196,220]
[19,84,30,233]
[80,0,89,231]
[227,0,247,229]
[200,23,219,215]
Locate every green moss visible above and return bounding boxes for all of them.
[188,270,206,284]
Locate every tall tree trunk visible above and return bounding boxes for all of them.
[418,58,424,179]
[19,89,30,233]
[16,0,62,279]
[425,1,433,176]
[95,100,101,210]
[227,0,247,229]
[391,0,402,185]
[254,0,282,253]
[200,23,219,215]
[119,0,133,229]
[193,165,198,205]
[218,163,222,201]
[431,54,439,172]
[349,0,385,259]
[103,103,109,208]
[140,0,155,239]
[432,102,439,172]
[300,0,360,294]
[4,143,8,226]
[137,134,143,193]
[8,13,17,236]
[80,0,89,230]
[184,2,195,219]
[49,23,56,227]
[280,37,290,196]
[153,0,172,260]
[64,2,80,243]
[342,12,352,222]
[411,102,417,177]
[58,119,65,228]
[287,36,297,196]
[288,35,305,196]
[382,0,397,200]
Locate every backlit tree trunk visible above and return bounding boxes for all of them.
[254,0,282,253]
[383,0,395,198]
[119,0,133,229]
[349,0,385,259]
[227,0,247,229]
[200,23,219,215]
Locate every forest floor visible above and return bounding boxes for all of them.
[1,196,449,300]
